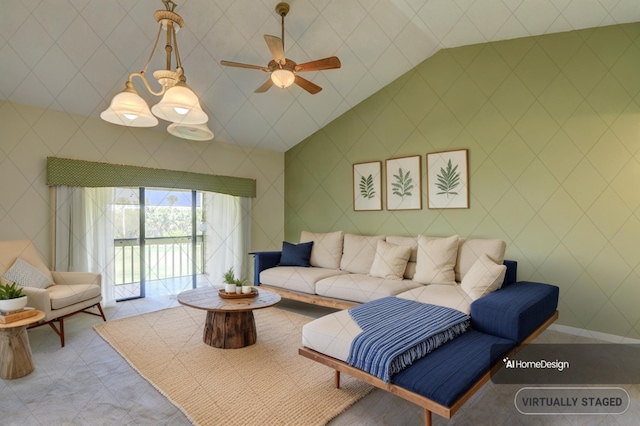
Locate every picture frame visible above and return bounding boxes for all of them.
[426,149,469,209]
[353,161,382,211]
[385,155,422,210]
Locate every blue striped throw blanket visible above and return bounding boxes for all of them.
[347,297,470,383]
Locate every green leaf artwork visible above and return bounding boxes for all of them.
[436,159,460,197]
[391,168,414,199]
[359,174,376,199]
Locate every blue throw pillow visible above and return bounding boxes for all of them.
[278,241,313,267]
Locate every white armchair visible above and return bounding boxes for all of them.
[0,240,106,347]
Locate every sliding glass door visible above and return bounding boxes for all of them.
[114,187,203,301]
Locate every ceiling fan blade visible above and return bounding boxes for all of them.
[294,57,341,72]
[220,60,269,72]
[255,78,274,93]
[264,35,285,65]
[294,75,322,94]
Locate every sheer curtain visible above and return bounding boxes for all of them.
[55,186,116,307]
[203,192,252,286]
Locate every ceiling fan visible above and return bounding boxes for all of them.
[220,2,341,95]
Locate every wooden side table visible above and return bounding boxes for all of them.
[0,310,45,379]
[177,287,281,349]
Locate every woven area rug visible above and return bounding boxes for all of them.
[94,306,372,425]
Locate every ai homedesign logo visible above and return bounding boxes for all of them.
[503,357,570,372]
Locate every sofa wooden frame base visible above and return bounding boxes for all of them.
[28,302,107,347]
[259,284,359,310]
[299,310,559,426]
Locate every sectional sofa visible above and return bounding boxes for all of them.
[253,231,516,310]
[253,231,559,425]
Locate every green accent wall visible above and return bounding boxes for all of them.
[285,23,640,338]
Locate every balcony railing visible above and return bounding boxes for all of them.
[114,236,204,285]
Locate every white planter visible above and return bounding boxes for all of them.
[242,286,252,294]
[235,286,242,294]
[0,295,28,312]
[224,283,236,294]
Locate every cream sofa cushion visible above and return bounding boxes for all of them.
[413,235,459,285]
[302,309,362,363]
[260,266,347,294]
[369,240,411,280]
[316,273,422,304]
[385,236,418,279]
[300,231,344,270]
[455,238,507,282]
[340,233,385,274]
[396,284,473,314]
[460,254,507,300]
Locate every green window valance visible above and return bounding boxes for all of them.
[46,157,256,198]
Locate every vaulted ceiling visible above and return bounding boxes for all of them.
[1,0,639,152]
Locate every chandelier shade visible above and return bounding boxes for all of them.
[100,87,158,127]
[271,68,295,88]
[167,122,214,141]
[150,82,208,124]
[100,0,212,140]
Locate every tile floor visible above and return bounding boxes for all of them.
[1,294,639,426]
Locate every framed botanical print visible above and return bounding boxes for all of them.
[385,155,422,210]
[427,149,469,209]
[353,161,382,211]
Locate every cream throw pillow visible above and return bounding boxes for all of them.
[413,235,459,285]
[461,254,507,300]
[369,240,411,280]
[455,238,507,282]
[300,231,344,269]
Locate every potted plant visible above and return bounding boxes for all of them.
[223,268,238,294]
[0,282,28,312]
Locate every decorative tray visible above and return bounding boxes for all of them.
[218,288,258,299]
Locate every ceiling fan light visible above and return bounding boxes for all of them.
[100,90,158,127]
[271,69,295,88]
[151,82,208,124]
[167,122,214,141]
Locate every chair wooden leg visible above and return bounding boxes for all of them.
[48,318,65,347]
[96,303,107,322]
[35,303,105,348]
[335,370,341,389]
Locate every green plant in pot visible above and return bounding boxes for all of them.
[222,267,251,294]
[0,282,28,312]
[234,276,249,295]
[223,267,238,294]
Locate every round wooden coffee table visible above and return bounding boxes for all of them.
[177,287,281,349]
[0,310,45,379]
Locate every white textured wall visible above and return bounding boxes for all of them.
[0,101,285,268]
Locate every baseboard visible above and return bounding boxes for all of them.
[548,324,640,344]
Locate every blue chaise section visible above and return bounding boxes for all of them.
[471,281,559,343]
[391,281,559,408]
[392,330,514,407]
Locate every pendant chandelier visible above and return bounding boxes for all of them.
[100,0,213,141]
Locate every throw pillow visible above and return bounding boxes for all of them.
[413,235,459,285]
[369,240,411,280]
[300,231,344,269]
[2,257,54,289]
[278,241,313,267]
[461,254,507,300]
[455,238,507,282]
